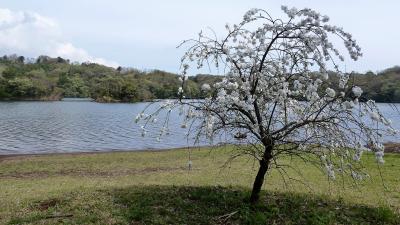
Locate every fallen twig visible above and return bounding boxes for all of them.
[216,211,238,224]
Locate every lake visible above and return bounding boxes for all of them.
[0,100,399,155]
[0,100,197,155]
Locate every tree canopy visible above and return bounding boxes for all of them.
[136,6,397,204]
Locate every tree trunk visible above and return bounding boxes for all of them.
[250,145,273,204]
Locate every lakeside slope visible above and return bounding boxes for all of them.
[0,147,399,224]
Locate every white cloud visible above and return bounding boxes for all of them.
[0,8,118,67]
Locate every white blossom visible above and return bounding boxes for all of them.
[375,151,385,164]
[351,171,364,180]
[326,164,335,180]
[370,112,380,122]
[134,114,140,123]
[140,126,147,137]
[178,87,184,95]
[352,86,363,97]
[343,101,355,110]
[325,88,336,98]
[201,83,211,92]
[353,147,364,161]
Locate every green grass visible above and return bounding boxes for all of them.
[0,147,399,224]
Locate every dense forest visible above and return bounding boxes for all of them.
[0,54,399,103]
[0,55,220,102]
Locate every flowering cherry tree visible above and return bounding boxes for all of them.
[136,6,396,204]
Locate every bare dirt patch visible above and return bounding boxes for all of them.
[34,198,61,211]
[0,167,187,179]
[384,142,400,153]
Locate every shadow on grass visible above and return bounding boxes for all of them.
[7,185,400,225]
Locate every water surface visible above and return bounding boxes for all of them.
[0,100,193,154]
[0,101,399,155]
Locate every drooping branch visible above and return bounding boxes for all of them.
[136,6,396,204]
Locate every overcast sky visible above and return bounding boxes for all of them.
[1,0,399,74]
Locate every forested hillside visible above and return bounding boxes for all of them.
[353,67,400,102]
[0,55,219,102]
[0,54,399,102]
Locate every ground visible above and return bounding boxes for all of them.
[0,147,399,224]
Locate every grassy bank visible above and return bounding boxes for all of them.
[0,147,399,224]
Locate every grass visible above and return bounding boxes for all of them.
[0,146,399,224]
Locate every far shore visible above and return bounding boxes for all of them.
[1,97,400,104]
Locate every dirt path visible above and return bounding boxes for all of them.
[0,167,186,179]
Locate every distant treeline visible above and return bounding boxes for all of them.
[0,55,220,102]
[0,54,399,103]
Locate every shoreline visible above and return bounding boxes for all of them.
[0,146,214,161]
[1,142,399,160]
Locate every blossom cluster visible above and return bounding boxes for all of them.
[137,6,397,180]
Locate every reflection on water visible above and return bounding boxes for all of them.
[0,101,398,154]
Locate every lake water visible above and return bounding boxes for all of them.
[0,100,399,155]
[0,100,197,155]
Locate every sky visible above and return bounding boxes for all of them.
[0,0,399,74]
